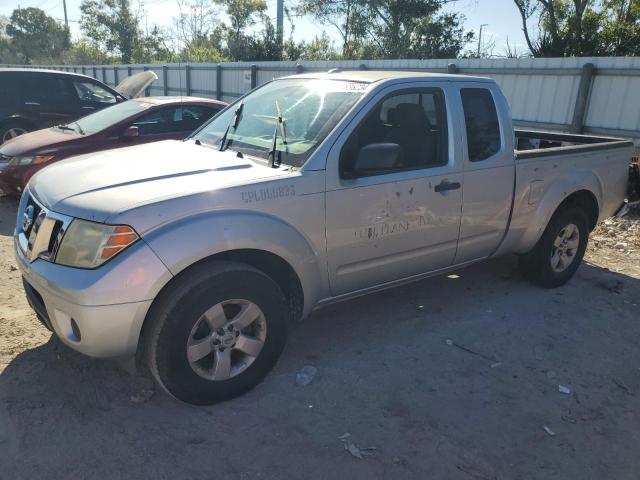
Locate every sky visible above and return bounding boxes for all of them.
[0,0,529,56]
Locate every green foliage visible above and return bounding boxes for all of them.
[296,0,472,59]
[514,0,640,56]
[5,7,70,63]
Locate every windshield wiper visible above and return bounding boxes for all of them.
[73,122,85,135]
[268,100,287,168]
[219,101,244,152]
[56,124,76,132]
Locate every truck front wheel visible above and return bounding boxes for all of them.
[141,261,288,405]
[518,207,589,288]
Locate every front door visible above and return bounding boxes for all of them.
[325,84,463,296]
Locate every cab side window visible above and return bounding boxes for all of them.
[460,88,501,162]
[130,106,218,136]
[72,80,117,105]
[341,88,448,177]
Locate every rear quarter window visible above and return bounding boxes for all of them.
[461,88,501,162]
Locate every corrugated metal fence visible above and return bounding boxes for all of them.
[5,56,640,139]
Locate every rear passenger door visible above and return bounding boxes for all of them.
[453,84,515,264]
[325,84,463,296]
[22,74,80,127]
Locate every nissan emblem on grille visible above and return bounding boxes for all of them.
[22,205,34,233]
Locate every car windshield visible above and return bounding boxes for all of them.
[69,100,153,134]
[193,78,368,167]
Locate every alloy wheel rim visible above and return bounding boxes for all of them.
[187,299,267,381]
[2,127,27,143]
[550,223,580,273]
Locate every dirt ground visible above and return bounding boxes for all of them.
[1,195,639,480]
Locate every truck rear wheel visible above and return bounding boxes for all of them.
[518,207,589,288]
[142,261,288,405]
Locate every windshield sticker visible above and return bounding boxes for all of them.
[242,185,296,204]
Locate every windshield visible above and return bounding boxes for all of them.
[193,78,367,167]
[69,100,153,134]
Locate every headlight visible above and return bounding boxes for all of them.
[55,219,139,269]
[8,155,54,167]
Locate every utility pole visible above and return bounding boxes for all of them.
[477,24,488,58]
[276,0,284,53]
[62,0,69,28]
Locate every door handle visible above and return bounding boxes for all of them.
[434,180,461,193]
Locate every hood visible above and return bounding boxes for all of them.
[115,71,158,99]
[0,127,82,157]
[29,140,293,225]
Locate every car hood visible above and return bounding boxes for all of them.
[114,71,158,99]
[0,127,82,157]
[29,140,295,227]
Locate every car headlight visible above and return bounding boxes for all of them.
[55,219,139,269]
[8,155,54,167]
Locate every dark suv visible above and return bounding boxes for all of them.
[0,68,127,144]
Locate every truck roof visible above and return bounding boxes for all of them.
[286,70,494,84]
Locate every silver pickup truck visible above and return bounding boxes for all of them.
[14,71,634,405]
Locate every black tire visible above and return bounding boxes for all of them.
[0,119,31,144]
[518,206,589,288]
[141,260,288,405]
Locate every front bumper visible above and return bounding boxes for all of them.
[15,235,172,358]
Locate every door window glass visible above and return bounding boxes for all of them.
[341,88,448,176]
[460,88,501,162]
[23,75,75,109]
[73,80,117,105]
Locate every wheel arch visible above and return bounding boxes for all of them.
[509,172,602,255]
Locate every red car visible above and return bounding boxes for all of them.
[0,96,226,195]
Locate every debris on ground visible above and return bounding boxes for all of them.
[445,339,497,362]
[339,433,376,459]
[612,377,633,395]
[416,304,425,311]
[542,425,556,436]
[295,365,318,386]
[490,362,502,368]
[558,385,571,395]
[591,212,640,251]
[129,388,154,404]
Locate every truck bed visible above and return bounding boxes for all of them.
[515,129,634,160]
[494,130,635,257]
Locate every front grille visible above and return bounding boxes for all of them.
[17,191,73,263]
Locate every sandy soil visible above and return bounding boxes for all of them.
[1,195,639,480]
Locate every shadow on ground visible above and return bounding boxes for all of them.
[2,251,640,479]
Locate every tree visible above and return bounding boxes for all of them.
[364,1,473,58]
[5,7,70,63]
[172,0,225,61]
[513,0,640,56]
[297,0,472,59]
[80,0,140,63]
[296,0,368,58]
[214,0,268,60]
[596,0,640,55]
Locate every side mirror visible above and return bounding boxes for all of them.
[344,143,402,178]
[122,125,140,138]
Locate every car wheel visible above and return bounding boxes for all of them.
[142,260,288,405]
[0,121,30,144]
[519,206,589,288]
